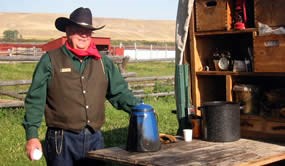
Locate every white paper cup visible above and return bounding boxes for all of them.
[183,129,193,142]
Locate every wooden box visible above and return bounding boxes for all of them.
[241,115,285,142]
[195,0,233,32]
[254,0,285,28]
[241,115,264,132]
[265,121,285,136]
[254,35,285,72]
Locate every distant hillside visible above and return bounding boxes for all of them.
[0,12,175,42]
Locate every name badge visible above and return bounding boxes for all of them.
[60,68,71,72]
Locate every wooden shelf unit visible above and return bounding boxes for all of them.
[189,0,285,141]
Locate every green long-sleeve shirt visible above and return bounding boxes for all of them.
[23,45,141,140]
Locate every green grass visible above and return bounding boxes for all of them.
[0,63,36,100]
[127,61,175,77]
[0,61,175,79]
[0,63,36,80]
[0,61,178,165]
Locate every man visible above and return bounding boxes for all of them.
[23,7,142,165]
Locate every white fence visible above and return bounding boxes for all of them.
[0,46,176,61]
[124,49,175,60]
[0,47,44,56]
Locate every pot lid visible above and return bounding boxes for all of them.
[202,101,238,106]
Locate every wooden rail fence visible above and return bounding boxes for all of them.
[0,47,45,56]
[0,75,174,108]
[0,55,131,73]
[0,54,175,108]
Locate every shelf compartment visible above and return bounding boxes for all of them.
[195,75,227,106]
[194,72,285,107]
[195,33,254,71]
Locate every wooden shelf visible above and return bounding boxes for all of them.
[196,71,285,77]
[195,28,258,36]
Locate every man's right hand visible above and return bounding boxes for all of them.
[25,138,42,160]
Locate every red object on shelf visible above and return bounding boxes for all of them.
[234,22,245,30]
[234,0,247,30]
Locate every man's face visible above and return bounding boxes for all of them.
[66,25,93,50]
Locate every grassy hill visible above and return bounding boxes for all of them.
[0,12,175,42]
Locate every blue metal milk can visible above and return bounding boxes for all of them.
[126,103,161,152]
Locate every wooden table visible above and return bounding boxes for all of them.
[88,138,285,166]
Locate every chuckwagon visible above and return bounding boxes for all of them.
[88,0,285,165]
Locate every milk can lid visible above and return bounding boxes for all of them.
[132,103,153,112]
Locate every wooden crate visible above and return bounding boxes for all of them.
[254,35,285,72]
[195,0,233,32]
[241,115,285,142]
[254,0,285,28]
[265,121,285,135]
[241,115,265,132]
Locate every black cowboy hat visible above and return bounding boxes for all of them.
[55,7,105,32]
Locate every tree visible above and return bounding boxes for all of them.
[3,30,20,41]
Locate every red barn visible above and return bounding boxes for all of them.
[0,36,124,56]
[41,36,111,52]
[0,43,42,51]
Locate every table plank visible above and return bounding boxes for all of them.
[88,139,285,166]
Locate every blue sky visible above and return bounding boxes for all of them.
[0,0,179,20]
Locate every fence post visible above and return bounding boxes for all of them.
[134,42,137,60]
[12,48,16,56]
[33,46,36,56]
[165,44,168,58]
[8,49,12,56]
[150,44,152,59]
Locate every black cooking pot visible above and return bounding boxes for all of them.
[198,101,240,142]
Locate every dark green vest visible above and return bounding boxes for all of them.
[45,48,108,133]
